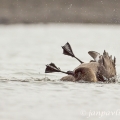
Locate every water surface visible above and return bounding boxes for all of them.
[0,24,120,120]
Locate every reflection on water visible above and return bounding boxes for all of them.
[0,24,120,120]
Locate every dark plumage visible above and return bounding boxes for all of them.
[61,50,116,82]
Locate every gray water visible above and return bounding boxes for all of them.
[0,24,120,120]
